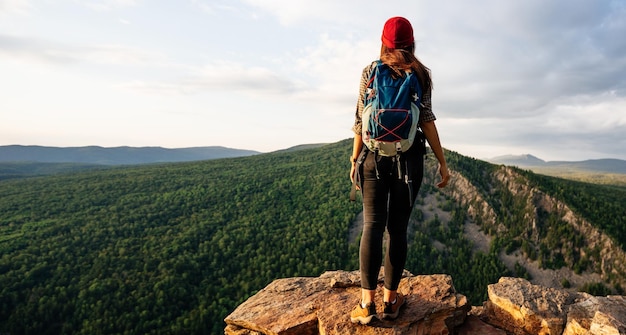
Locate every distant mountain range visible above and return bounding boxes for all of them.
[0,145,260,165]
[486,154,626,174]
[2,145,625,176]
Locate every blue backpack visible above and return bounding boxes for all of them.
[362,60,423,156]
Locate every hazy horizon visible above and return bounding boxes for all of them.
[2,142,626,163]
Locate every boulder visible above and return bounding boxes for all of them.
[225,269,471,335]
[564,295,626,335]
[482,277,584,334]
[482,277,626,335]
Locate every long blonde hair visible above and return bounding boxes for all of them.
[380,44,432,92]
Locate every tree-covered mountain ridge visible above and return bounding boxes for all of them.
[0,139,624,334]
[441,156,626,291]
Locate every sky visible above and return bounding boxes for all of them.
[1,0,625,161]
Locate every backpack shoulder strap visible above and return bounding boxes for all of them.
[365,60,381,86]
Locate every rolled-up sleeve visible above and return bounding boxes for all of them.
[419,90,436,123]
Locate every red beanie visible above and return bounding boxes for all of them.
[381,17,414,49]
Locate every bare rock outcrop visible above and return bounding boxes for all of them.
[224,272,626,335]
[480,277,626,335]
[224,269,471,335]
[565,295,626,335]
[482,277,586,334]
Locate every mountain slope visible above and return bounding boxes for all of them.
[0,140,361,334]
[439,156,626,292]
[0,162,110,181]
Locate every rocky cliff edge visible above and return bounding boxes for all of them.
[224,269,626,335]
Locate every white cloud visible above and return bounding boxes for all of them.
[241,0,355,26]
[190,0,240,17]
[0,34,168,67]
[541,93,626,133]
[0,0,32,15]
[421,1,626,99]
[73,0,139,11]
[80,44,167,66]
[118,60,306,96]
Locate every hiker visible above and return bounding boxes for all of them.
[349,16,450,324]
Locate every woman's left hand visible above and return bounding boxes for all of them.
[436,166,450,188]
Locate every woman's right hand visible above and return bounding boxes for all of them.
[350,162,360,190]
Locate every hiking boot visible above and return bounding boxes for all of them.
[350,301,377,325]
[383,293,405,319]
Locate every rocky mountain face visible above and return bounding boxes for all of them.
[224,269,626,335]
[445,165,626,291]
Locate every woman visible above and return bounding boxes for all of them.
[350,16,450,324]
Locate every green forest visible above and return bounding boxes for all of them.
[1,139,625,334]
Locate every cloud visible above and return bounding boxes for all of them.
[241,0,358,26]
[73,0,139,11]
[240,0,626,117]
[442,92,626,160]
[0,34,167,66]
[118,60,306,96]
[0,0,32,15]
[423,0,626,120]
[190,0,244,16]
[540,93,626,133]
[113,27,373,103]
[0,34,76,64]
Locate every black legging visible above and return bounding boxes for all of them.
[358,150,423,290]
